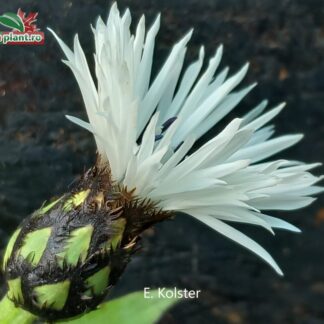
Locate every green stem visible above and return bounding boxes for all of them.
[0,295,36,324]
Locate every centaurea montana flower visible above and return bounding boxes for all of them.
[3,2,323,320]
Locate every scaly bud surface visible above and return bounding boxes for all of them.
[3,160,171,320]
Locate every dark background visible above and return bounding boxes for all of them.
[0,0,324,323]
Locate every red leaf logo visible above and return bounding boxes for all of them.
[17,8,39,32]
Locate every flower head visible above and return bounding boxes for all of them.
[48,2,322,276]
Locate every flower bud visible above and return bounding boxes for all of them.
[3,164,169,320]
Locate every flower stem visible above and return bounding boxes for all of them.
[0,295,36,324]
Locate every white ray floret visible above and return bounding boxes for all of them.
[49,2,323,275]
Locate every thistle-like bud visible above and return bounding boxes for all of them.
[3,161,170,320]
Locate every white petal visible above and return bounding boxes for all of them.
[135,14,160,100]
[191,214,283,275]
[229,134,303,163]
[242,99,268,125]
[257,214,301,233]
[242,103,285,131]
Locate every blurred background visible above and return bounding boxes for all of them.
[0,0,324,323]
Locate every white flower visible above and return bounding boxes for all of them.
[49,3,323,275]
